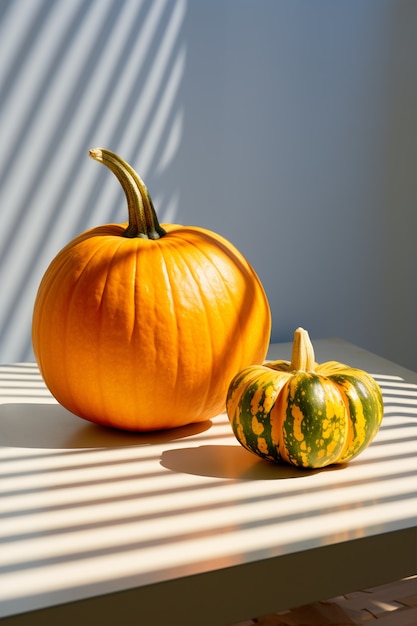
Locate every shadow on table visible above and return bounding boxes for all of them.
[160,445,346,480]
[0,402,212,449]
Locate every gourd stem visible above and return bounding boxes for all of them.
[89,148,167,240]
[291,327,316,371]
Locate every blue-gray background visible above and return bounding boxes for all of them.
[0,0,416,371]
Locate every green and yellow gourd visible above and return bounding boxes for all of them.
[226,328,384,468]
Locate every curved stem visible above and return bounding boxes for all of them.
[290,327,316,371]
[89,148,167,240]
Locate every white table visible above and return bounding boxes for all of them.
[0,339,416,625]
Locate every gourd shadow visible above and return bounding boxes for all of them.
[160,445,346,480]
[0,402,212,449]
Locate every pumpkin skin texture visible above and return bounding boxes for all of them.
[226,328,384,468]
[32,149,271,431]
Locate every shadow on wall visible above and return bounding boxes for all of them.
[0,0,187,363]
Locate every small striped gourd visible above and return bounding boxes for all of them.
[226,328,384,468]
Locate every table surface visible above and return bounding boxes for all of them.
[0,339,416,625]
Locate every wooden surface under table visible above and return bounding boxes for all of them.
[233,575,417,626]
[0,338,416,626]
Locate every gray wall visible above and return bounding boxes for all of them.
[1,0,416,371]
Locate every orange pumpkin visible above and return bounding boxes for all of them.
[32,148,271,431]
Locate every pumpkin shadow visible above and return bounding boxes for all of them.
[0,402,212,449]
[160,444,345,480]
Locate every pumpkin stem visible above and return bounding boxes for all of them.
[89,148,167,240]
[290,327,316,371]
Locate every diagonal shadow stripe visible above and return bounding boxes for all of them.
[0,0,186,362]
[0,0,13,24]
[0,0,54,105]
[0,0,96,195]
